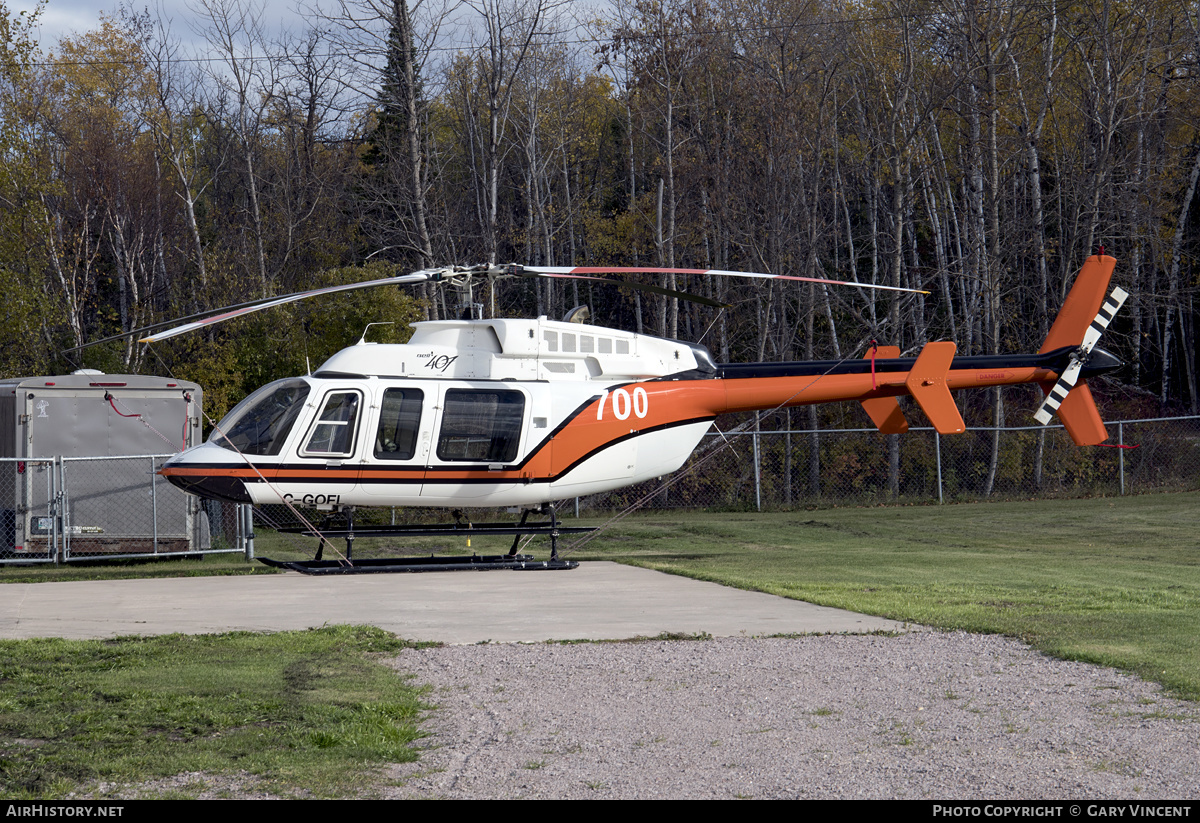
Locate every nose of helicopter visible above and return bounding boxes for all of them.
[159,443,253,504]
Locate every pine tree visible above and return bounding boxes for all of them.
[364,0,422,170]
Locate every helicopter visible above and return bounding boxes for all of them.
[135,255,1125,573]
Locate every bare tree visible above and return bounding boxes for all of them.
[190,0,277,296]
[146,18,227,305]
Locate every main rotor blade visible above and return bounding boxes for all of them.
[525,266,930,296]
[63,260,924,354]
[63,271,439,353]
[139,273,434,344]
[529,270,728,308]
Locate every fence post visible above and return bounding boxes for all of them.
[241,504,255,560]
[1118,421,1125,495]
[54,457,64,563]
[150,456,159,554]
[753,431,762,512]
[935,431,943,504]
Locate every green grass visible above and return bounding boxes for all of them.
[2,491,1198,796]
[0,553,280,584]
[4,494,1198,702]
[565,492,1200,700]
[0,626,429,799]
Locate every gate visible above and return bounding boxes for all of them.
[0,454,241,563]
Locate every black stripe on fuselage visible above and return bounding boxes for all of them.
[176,415,717,488]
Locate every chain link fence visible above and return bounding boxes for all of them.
[0,455,238,564]
[253,416,1200,548]
[577,415,1200,513]
[14,417,1183,562]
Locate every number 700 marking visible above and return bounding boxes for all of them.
[596,386,649,421]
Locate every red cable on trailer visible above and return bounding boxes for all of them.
[106,392,140,418]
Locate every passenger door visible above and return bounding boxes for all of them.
[359,385,431,502]
[419,385,530,505]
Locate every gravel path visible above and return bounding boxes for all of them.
[382,632,1199,799]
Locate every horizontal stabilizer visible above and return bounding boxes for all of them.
[905,342,965,434]
[860,346,908,433]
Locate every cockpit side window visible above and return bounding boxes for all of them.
[302,391,362,457]
[374,388,424,460]
[436,389,525,462]
[211,379,310,456]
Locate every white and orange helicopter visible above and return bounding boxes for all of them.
[118,254,1125,573]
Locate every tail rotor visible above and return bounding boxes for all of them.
[1034,284,1127,432]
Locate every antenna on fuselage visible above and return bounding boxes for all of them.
[358,322,396,345]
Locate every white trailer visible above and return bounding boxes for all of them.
[0,373,207,560]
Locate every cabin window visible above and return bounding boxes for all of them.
[436,389,525,463]
[374,388,424,460]
[212,379,310,456]
[302,391,361,456]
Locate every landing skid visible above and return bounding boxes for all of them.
[258,554,578,574]
[257,505,586,575]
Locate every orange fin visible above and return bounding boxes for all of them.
[1040,255,1117,353]
[905,342,966,434]
[862,398,909,434]
[1039,380,1108,445]
[1035,255,1116,445]
[860,346,908,433]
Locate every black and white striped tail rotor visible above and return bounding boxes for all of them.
[1034,286,1128,425]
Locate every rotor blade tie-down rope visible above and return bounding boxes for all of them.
[142,346,336,560]
[870,339,878,390]
[105,392,178,451]
[202,409,340,563]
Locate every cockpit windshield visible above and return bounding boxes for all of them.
[210,379,311,456]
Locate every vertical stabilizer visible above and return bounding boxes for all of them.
[1037,254,1119,446]
[1039,255,1117,353]
[1051,383,1108,446]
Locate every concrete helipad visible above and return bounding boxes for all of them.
[0,562,906,643]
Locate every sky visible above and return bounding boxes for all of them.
[6,0,597,57]
[7,0,316,51]
[3,0,537,93]
[9,0,114,47]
